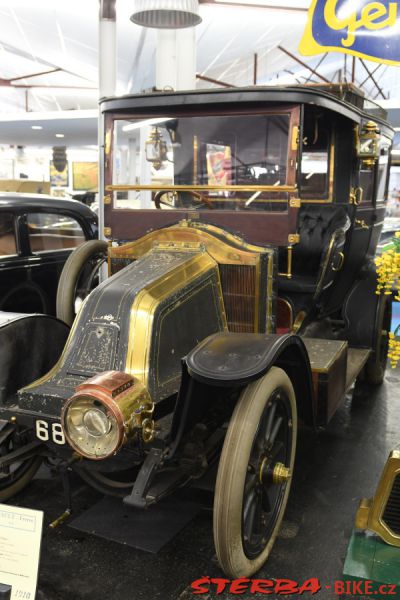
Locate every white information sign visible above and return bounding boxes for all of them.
[0,504,43,600]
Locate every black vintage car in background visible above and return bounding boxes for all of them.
[0,84,395,578]
[0,193,98,314]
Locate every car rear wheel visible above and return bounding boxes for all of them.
[365,294,392,385]
[56,240,108,326]
[213,367,297,578]
[0,421,42,501]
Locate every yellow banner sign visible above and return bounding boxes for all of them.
[299,0,400,65]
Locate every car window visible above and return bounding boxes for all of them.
[0,213,17,257]
[27,212,85,253]
[300,111,332,199]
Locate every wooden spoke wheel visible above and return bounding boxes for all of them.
[0,421,41,501]
[213,367,297,578]
[73,464,137,497]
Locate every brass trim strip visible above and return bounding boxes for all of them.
[106,184,297,193]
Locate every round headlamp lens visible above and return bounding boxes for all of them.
[83,407,111,437]
[63,396,120,459]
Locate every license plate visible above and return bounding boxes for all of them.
[35,419,66,445]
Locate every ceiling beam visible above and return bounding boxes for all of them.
[9,68,62,83]
[196,73,235,87]
[359,59,386,99]
[278,45,331,84]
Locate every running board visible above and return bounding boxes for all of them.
[303,339,370,426]
[346,348,371,391]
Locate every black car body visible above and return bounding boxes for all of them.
[0,193,98,314]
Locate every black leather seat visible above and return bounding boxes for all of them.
[279,205,351,297]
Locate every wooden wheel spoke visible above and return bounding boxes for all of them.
[269,416,283,448]
[243,490,256,523]
[264,402,277,444]
[261,486,272,513]
[252,497,263,535]
[269,440,284,461]
[245,474,258,495]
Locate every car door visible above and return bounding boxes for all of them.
[0,210,32,312]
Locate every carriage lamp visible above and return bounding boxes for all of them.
[145,127,169,170]
[61,371,154,460]
[357,120,380,165]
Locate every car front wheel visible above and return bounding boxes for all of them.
[213,367,297,578]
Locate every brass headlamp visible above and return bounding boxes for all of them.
[61,371,154,460]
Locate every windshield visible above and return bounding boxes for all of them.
[110,113,292,212]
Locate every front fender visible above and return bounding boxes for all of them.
[186,332,315,426]
[0,312,69,405]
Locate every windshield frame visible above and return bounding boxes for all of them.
[103,104,301,247]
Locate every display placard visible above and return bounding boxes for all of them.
[0,504,43,600]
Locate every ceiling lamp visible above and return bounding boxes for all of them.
[130,0,202,29]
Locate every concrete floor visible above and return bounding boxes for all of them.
[12,366,400,600]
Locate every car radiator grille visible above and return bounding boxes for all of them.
[219,264,256,333]
[382,474,400,535]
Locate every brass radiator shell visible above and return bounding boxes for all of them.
[356,449,400,547]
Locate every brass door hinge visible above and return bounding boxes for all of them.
[291,126,299,151]
[288,233,300,244]
[289,197,301,208]
[104,227,112,237]
[104,195,111,205]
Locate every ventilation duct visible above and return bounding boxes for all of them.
[131,0,202,29]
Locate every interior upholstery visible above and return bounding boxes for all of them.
[0,233,17,256]
[279,204,350,296]
[29,233,85,252]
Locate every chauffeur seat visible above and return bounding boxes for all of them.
[278,205,351,298]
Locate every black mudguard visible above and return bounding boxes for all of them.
[0,312,69,405]
[168,332,315,456]
[342,267,384,349]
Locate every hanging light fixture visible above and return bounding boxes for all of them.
[130,0,202,29]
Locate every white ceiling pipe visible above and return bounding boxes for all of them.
[98,0,116,252]
[99,0,117,98]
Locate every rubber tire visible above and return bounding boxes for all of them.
[365,295,392,385]
[213,367,297,578]
[0,457,42,502]
[56,239,108,326]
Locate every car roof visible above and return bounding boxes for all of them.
[0,192,97,219]
[100,84,392,134]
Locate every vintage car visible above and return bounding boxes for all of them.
[0,84,394,578]
[0,193,98,315]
